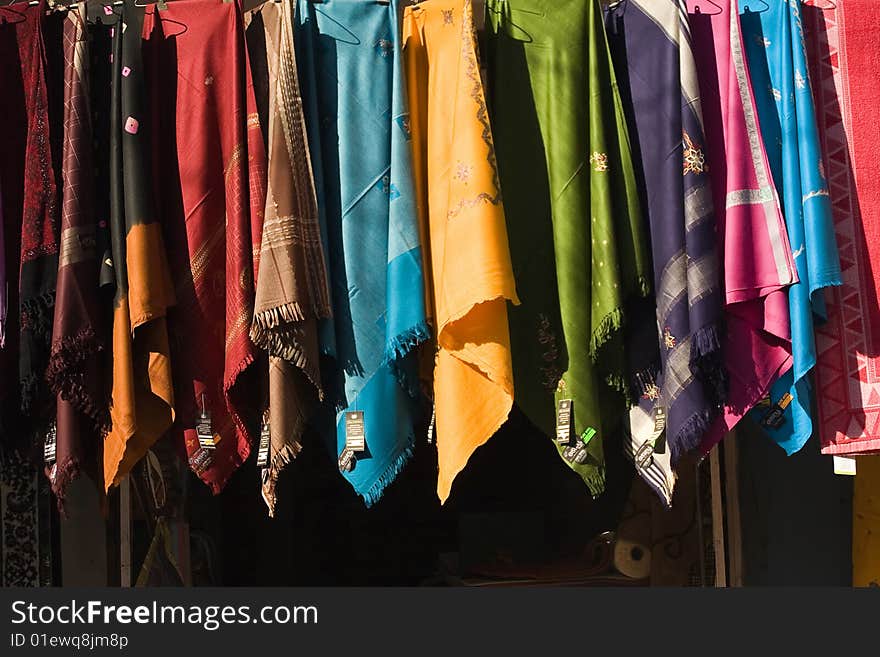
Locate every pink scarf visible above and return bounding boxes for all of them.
[687,0,796,452]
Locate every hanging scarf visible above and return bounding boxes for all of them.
[296,0,429,506]
[486,0,652,496]
[605,0,724,505]
[687,0,796,454]
[104,2,176,490]
[0,181,5,351]
[740,1,840,455]
[403,0,519,502]
[45,5,107,505]
[246,0,332,516]
[804,1,880,456]
[147,0,267,493]
[0,2,60,438]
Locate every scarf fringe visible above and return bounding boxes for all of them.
[690,323,727,408]
[384,320,432,364]
[669,408,713,464]
[577,464,606,499]
[45,327,110,433]
[251,301,307,335]
[590,306,624,361]
[49,457,82,516]
[260,441,303,518]
[362,441,414,509]
[250,306,323,393]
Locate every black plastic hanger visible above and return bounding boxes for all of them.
[691,0,722,17]
[741,0,769,14]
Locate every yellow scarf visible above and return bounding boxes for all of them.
[404,0,519,502]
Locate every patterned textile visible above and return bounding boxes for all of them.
[1,451,53,587]
[296,0,430,506]
[404,0,519,502]
[805,1,880,455]
[605,0,724,504]
[741,0,840,455]
[104,1,176,490]
[148,0,267,493]
[46,5,106,506]
[688,0,797,454]
[246,0,332,516]
[486,0,652,496]
[0,1,60,445]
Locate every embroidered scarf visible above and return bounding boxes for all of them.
[246,0,332,516]
[147,0,266,493]
[486,0,652,496]
[404,0,519,502]
[740,0,840,455]
[44,5,107,505]
[805,1,880,455]
[605,0,725,505]
[104,1,176,490]
[687,0,796,454]
[296,0,429,506]
[0,2,60,441]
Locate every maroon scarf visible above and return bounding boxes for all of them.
[45,7,106,505]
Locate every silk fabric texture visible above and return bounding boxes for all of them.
[147,0,267,493]
[605,0,724,505]
[246,0,332,516]
[740,0,840,455]
[296,0,429,506]
[487,0,652,496]
[687,0,796,454]
[404,0,519,502]
[104,1,176,489]
[46,6,107,504]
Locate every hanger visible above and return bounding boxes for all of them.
[803,0,836,10]
[133,0,168,10]
[740,0,769,13]
[691,0,722,16]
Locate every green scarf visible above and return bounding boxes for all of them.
[486,0,651,495]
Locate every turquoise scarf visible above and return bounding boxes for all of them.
[296,0,429,505]
[741,1,841,454]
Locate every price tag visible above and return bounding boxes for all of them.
[43,423,57,465]
[256,417,271,467]
[556,399,573,444]
[345,411,366,452]
[833,455,857,476]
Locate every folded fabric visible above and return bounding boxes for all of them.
[296,0,429,506]
[147,0,267,493]
[486,0,652,496]
[805,0,880,455]
[46,4,107,505]
[741,0,840,455]
[404,0,519,502]
[689,0,796,454]
[246,0,332,516]
[104,1,176,489]
[606,0,725,504]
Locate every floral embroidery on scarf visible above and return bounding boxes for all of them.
[455,162,473,183]
[772,87,782,101]
[589,151,609,172]
[378,175,401,200]
[755,35,771,47]
[642,382,660,402]
[819,158,826,181]
[795,69,806,90]
[442,9,454,25]
[682,131,706,175]
[396,114,412,139]
[447,0,502,218]
[375,38,393,58]
[537,313,563,392]
[663,327,676,350]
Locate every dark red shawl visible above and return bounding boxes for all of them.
[0,1,60,447]
[146,0,267,493]
[45,8,106,504]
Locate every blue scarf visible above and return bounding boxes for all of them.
[741,0,841,454]
[296,0,429,505]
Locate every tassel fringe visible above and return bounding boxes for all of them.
[260,441,303,518]
[361,441,415,509]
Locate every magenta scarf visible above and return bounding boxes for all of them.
[687,0,796,452]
